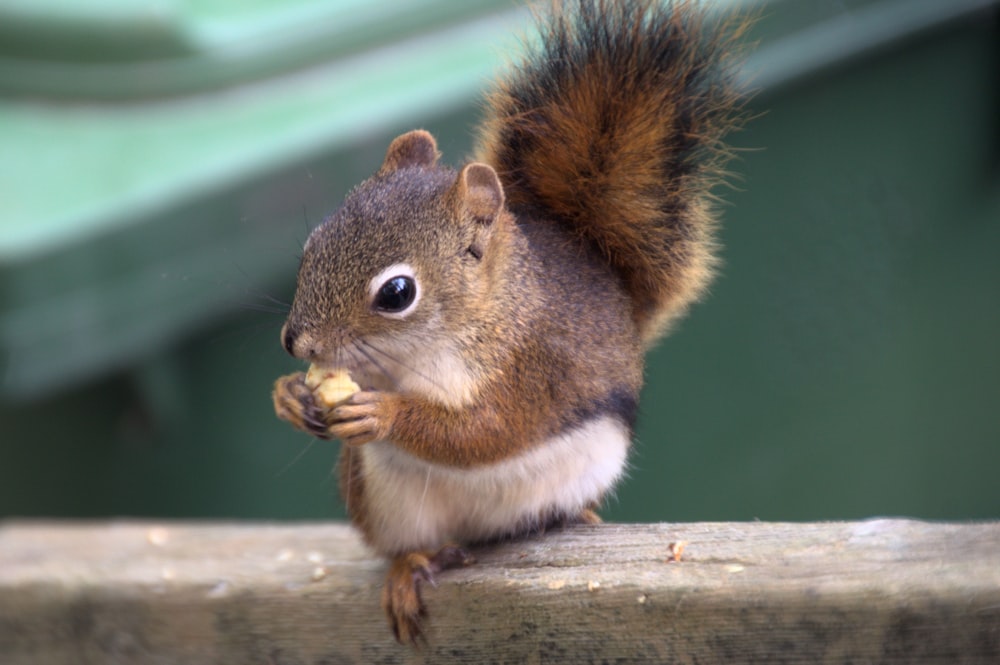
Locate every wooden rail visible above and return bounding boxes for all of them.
[1,519,998,663]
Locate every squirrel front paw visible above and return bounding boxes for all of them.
[327,391,397,446]
[272,372,330,438]
[274,373,397,445]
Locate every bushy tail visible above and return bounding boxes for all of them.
[477,0,746,344]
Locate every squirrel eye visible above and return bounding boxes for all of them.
[373,275,417,313]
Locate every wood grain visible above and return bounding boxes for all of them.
[1,519,998,663]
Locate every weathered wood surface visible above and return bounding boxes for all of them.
[1,519,998,664]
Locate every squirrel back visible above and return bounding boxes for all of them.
[477,0,745,344]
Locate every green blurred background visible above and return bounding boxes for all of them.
[1,0,997,523]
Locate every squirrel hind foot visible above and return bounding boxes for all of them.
[381,545,475,645]
[539,506,604,532]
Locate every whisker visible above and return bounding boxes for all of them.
[236,302,289,315]
[352,339,403,390]
[203,318,281,349]
[342,446,352,515]
[302,204,315,239]
[230,261,292,310]
[276,437,318,477]
[359,339,451,394]
[251,292,292,310]
[342,343,368,373]
[415,467,432,534]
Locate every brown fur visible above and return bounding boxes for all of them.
[381,546,474,645]
[477,0,745,343]
[273,0,746,645]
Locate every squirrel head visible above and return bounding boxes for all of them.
[281,130,512,399]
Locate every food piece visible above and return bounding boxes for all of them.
[667,540,687,563]
[305,366,360,408]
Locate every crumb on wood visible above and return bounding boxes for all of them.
[667,540,687,563]
[146,527,169,547]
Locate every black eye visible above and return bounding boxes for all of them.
[374,275,417,313]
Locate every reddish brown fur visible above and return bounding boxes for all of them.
[273,0,746,645]
[477,0,744,343]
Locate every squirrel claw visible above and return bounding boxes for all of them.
[272,373,328,438]
[382,552,432,646]
[430,544,476,570]
[382,545,474,645]
[326,391,394,445]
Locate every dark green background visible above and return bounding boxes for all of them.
[1,0,998,523]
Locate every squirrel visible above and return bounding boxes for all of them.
[273,0,745,645]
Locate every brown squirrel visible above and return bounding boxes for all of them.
[273,0,745,644]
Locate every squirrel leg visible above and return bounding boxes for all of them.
[541,505,602,533]
[381,544,475,645]
[272,372,329,438]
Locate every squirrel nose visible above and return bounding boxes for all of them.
[280,322,316,359]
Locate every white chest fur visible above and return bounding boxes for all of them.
[357,416,630,555]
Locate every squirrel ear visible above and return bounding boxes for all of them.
[453,163,506,261]
[379,130,439,174]
[454,163,505,224]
